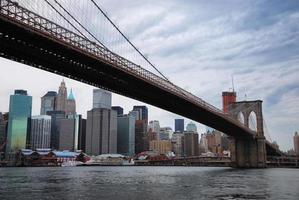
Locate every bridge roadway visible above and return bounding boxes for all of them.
[0,0,282,166]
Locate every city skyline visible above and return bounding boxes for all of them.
[1,0,299,151]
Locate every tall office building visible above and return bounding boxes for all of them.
[175,119,184,132]
[46,110,65,150]
[132,106,148,122]
[135,119,148,153]
[55,80,68,113]
[186,122,197,133]
[117,114,135,156]
[0,112,8,159]
[6,90,32,156]
[93,88,112,109]
[40,91,57,115]
[59,118,75,151]
[86,108,117,155]
[66,89,76,116]
[183,131,199,157]
[148,120,160,134]
[222,91,236,113]
[131,106,148,154]
[294,132,299,156]
[77,115,86,152]
[112,106,124,116]
[171,133,184,157]
[159,127,172,140]
[27,115,51,150]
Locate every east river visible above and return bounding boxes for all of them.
[0,167,299,200]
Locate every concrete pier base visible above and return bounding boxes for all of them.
[230,137,266,168]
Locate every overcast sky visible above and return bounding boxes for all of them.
[0,0,298,151]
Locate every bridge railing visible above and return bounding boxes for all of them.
[0,0,254,134]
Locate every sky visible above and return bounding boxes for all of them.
[0,0,299,151]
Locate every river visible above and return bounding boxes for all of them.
[0,167,298,200]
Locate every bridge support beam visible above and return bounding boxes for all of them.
[230,137,266,168]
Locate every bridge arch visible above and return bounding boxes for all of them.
[248,111,257,131]
[237,111,245,124]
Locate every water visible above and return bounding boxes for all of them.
[0,167,299,200]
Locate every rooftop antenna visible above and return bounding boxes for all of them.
[231,75,235,92]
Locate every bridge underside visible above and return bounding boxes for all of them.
[0,14,282,167]
[0,15,253,138]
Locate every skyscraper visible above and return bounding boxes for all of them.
[171,133,184,157]
[86,108,117,155]
[186,122,197,133]
[55,80,67,113]
[40,91,57,115]
[117,114,135,156]
[27,115,51,150]
[135,119,148,154]
[175,119,184,132]
[93,88,112,109]
[0,112,8,159]
[112,106,124,116]
[132,106,148,122]
[294,131,299,156]
[132,106,148,154]
[222,91,236,113]
[148,120,160,134]
[6,90,32,156]
[183,131,199,157]
[46,110,65,150]
[59,118,75,151]
[66,89,76,116]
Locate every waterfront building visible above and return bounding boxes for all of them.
[175,119,184,132]
[55,80,68,113]
[58,118,76,151]
[117,114,135,156]
[27,115,51,150]
[222,90,236,113]
[204,130,229,154]
[0,112,8,159]
[66,89,76,116]
[147,128,158,141]
[183,131,199,157]
[199,133,208,153]
[186,122,197,133]
[75,115,86,152]
[159,127,172,140]
[6,90,32,157]
[149,140,172,155]
[294,132,299,156]
[86,108,117,155]
[131,106,148,154]
[148,120,160,135]
[135,119,148,153]
[46,110,65,150]
[93,88,112,109]
[171,133,184,157]
[112,106,124,116]
[40,91,57,115]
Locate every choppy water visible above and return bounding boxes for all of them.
[0,166,299,200]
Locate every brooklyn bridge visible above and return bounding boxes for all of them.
[0,0,284,167]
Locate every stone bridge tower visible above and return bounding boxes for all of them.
[228,100,266,168]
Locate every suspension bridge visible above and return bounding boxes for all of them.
[0,0,283,167]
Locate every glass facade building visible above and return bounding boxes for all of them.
[175,119,184,132]
[117,114,135,156]
[6,90,32,154]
